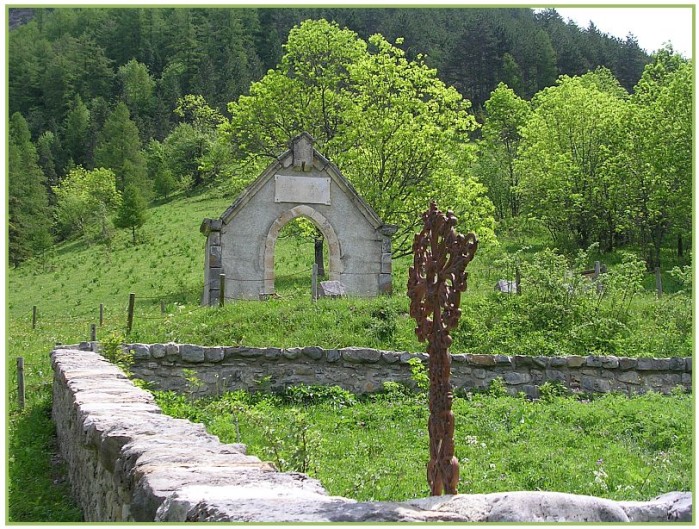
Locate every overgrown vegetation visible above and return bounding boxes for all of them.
[153,381,692,502]
[6,182,692,522]
[6,7,692,522]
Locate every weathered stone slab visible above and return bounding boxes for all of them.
[130,344,151,360]
[494,279,517,293]
[326,350,341,363]
[483,491,630,522]
[532,357,549,368]
[204,347,224,363]
[567,356,586,368]
[513,355,533,367]
[180,345,205,363]
[617,371,641,385]
[342,348,382,364]
[237,348,266,358]
[467,354,496,367]
[166,343,179,357]
[283,348,301,360]
[504,372,531,385]
[319,281,347,298]
[382,351,401,364]
[494,354,512,366]
[637,358,671,371]
[618,357,637,370]
[151,344,167,359]
[587,356,619,369]
[302,347,324,361]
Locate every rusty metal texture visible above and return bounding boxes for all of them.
[407,201,478,496]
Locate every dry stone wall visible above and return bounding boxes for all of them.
[124,342,691,398]
[51,344,691,523]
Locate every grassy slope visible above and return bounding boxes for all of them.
[5,188,693,521]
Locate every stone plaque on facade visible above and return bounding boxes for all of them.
[275,175,331,205]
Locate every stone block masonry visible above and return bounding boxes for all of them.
[52,344,691,522]
[124,343,692,399]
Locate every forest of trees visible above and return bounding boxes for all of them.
[7,7,692,269]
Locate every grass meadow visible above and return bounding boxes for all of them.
[6,187,693,521]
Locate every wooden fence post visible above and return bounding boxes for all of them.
[17,357,25,410]
[655,267,663,298]
[126,293,136,334]
[32,306,37,329]
[90,323,97,342]
[161,300,166,315]
[515,267,521,295]
[219,274,226,307]
[99,303,104,326]
[311,263,318,302]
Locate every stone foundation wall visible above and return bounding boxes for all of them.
[51,344,691,523]
[123,342,691,398]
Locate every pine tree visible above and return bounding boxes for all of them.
[94,102,149,194]
[115,184,148,243]
[8,112,53,266]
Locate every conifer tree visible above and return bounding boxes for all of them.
[115,184,148,243]
[8,112,53,266]
[94,102,149,194]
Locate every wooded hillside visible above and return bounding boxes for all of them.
[8,7,690,270]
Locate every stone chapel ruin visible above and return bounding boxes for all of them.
[201,133,397,303]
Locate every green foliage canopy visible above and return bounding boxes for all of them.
[53,166,121,242]
[224,19,495,254]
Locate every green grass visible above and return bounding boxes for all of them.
[5,188,693,521]
[154,384,693,503]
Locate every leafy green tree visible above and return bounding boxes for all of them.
[162,95,231,189]
[94,102,149,194]
[622,49,692,268]
[224,20,493,255]
[476,83,531,220]
[145,139,178,200]
[8,112,53,266]
[53,166,121,242]
[516,70,629,251]
[115,184,148,243]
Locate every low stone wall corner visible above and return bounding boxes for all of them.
[51,345,691,523]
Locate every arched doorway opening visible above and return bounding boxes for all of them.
[273,218,329,296]
[263,205,342,297]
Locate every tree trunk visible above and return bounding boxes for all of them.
[132,226,136,244]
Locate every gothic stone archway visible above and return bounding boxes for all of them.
[201,133,397,303]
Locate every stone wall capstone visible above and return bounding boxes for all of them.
[51,344,692,523]
[123,343,692,399]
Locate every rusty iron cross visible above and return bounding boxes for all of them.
[407,201,478,496]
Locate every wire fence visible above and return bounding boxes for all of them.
[23,261,400,337]
[19,256,683,350]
